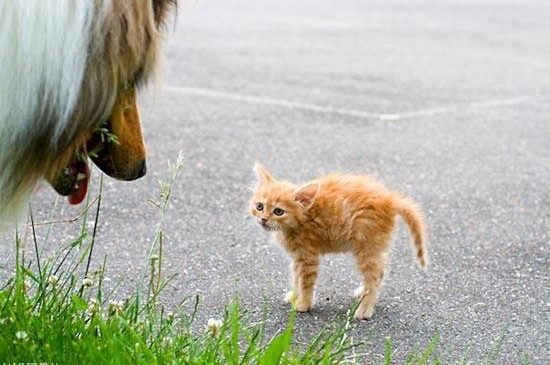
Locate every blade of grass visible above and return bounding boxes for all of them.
[83,174,103,280]
[486,332,506,365]
[384,337,392,365]
[259,310,294,365]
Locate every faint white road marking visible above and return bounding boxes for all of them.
[164,85,384,119]
[164,85,549,121]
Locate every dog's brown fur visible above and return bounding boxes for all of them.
[48,0,174,181]
[0,0,175,225]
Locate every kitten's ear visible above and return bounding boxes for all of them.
[254,163,275,185]
[293,182,320,209]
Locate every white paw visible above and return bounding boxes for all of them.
[354,305,375,320]
[295,300,312,313]
[284,290,296,303]
[353,285,365,299]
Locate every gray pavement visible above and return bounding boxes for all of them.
[2,0,550,363]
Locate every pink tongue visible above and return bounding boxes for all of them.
[68,159,89,205]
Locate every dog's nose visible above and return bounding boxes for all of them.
[136,160,147,178]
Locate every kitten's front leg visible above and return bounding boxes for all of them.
[284,260,299,304]
[294,255,319,312]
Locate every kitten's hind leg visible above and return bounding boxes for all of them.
[353,248,387,319]
[294,254,319,312]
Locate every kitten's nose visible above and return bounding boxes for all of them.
[261,218,268,224]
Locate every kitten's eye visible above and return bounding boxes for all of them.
[273,208,285,216]
[256,203,264,211]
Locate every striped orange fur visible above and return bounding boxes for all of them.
[250,163,427,319]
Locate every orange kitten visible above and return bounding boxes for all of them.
[249,163,427,319]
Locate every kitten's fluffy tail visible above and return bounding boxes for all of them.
[395,196,428,268]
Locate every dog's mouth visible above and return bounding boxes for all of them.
[49,148,91,205]
[48,85,147,205]
[69,153,90,205]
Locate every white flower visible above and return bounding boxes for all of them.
[206,318,223,337]
[86,298,98,316]
[15,331,28,340]
[82,278,94,287]
[48,275,59,286]
[109,300,124,316]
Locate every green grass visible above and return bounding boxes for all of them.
[0,153,520,364]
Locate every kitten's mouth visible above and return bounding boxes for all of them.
[259,222,277,231]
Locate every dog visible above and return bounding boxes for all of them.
[0,1,175,227]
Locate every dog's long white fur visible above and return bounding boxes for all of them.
[0,1,95,142]
[0,0,169,229]
[0,2,99,226]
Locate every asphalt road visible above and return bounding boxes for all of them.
[2,0,550,363]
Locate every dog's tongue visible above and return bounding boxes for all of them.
[68,157,90,205]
